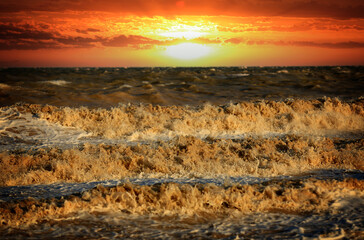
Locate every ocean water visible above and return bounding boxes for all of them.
[0,66,363,239]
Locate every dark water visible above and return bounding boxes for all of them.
[1,66,363,107]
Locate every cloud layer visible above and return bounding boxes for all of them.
[0,13,363,51]
[0,1,363,66]
[0,0,363,19]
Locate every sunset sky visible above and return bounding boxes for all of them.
[0,0,363,67]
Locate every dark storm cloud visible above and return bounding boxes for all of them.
[0,23,98,49]
[0,24,54,40]
[0,23,166,50]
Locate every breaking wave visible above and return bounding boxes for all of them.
[0,66,363,239]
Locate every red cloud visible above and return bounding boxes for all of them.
[0,0,363,19]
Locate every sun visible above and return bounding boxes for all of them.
[165,43,212,60]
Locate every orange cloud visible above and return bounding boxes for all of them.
[0,0,363,19]
[76,28,101,34]
[0,23,167,50]
[1,14,363,52]
[102,35,163,49]
[289,41,364,49]
[225,38,364,49]
[176,1,185,8]
[225,38,242,44]
[0,23,101,50]
[0,2,363,66]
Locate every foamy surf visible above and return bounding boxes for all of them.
[0,175,363,239]
[0,107,93,150]
[1,169,362,202]
[0,67,363,239]
[3,97,361,146]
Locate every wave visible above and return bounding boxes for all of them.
[21,97,364,140]
[1,178,363,227]
[1,134,363,186]
[0,97,363,238]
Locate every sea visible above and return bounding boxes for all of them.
[0,66,363,239]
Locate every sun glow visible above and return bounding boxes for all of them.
[159,31,206,40]
[156,19,217,40]
[165,43,212,60]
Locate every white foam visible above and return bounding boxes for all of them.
[44,80,70,86]
[230,73,250,77]
[0,108,93,150]
[120,84,132,88]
